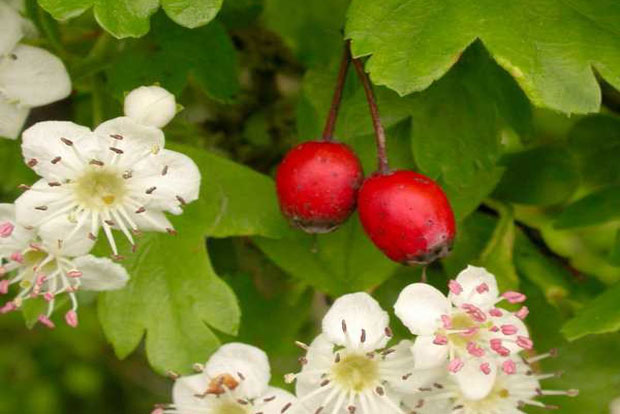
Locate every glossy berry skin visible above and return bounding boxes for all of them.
[358,170,456,265]
[276,141,363,233]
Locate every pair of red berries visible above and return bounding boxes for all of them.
[275,140,456,265]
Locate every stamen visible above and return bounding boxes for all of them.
[448,358,464,373]
[60,137,73,146]
[480,362,491,375]
[516,306,529,320]
[502,359,516,374]
[51,156,62,164]
[27,158,38,167]
[65,310,78,327]
[448,280,462,295]
[146,186,157,194]
[502,291,527,304]
[38,314,55,329]
[0,222,14,238]
[476,283,489,293]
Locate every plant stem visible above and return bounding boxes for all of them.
[351,49,389,174]
[321,41,351,141]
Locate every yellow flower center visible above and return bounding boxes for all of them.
[331,353,379,392]
[74,168,126,210]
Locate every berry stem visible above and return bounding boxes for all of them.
[322,41,351,142]
[350,48,390,174]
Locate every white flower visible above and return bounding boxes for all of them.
[394,266,532,400]
[403,353,578,414]
[14,116,201,257]
[124,85,177,129]
[0,2,71,139]
[289,292,443,414]
[0,203,128,328]
[155,343,298,414]
[610,396,620,414]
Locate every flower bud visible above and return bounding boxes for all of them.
[124,86,176,128]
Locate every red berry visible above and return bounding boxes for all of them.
[276,141,363,233]
[357,170,456,265]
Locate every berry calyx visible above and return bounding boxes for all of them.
[276,141,363,233]
[357,170,456,265]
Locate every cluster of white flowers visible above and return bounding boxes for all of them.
[1,83,201,328]
[0,0,71,139]
[157,266,577,414]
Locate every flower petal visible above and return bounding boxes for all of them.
[93,116,164,167]
[322,292,390,351]
[205,342,271,399]
[171,372,212,411]
[71,255,129,291]
[254,387,297,414]
[449,265,499,309]
[14,178,73,228]
[453,358,497,400]
[411,335,449,370]
[394,283,450,336]
[130,149,201,215]
[124,85,177,128]
[0,96,28,139]
[388,339,445,395]
[130,209,174,233]
[0,2,22,55]
[295,334,335,394]
[0,44,71,106]
[21,121,97,180]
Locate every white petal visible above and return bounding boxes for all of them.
[0,44,71,106]
[21,121,98,180]
[453,358,497,400]
[388,339,446,395]
[0,2,22,55]
[402,396,451,414]
[411,335,449,370]
[449,265,499,309]
[124,85,177,128]
[14,178,72,228]
[0,96,28,139]
[172,372,212,412]
[205,343,271,399]
[255,387,297,414]
[394,283,451,336]
[38,212,95,257]
[72,255,129,291]
[93,116,164,167]
[296,334,335,393]
[130,149,201,215]
[130,209,173,233]
[492,314,530,354]
[322,292,390,351]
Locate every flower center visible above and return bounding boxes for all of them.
[446,312,485,347]
[213,401,248,414]
[331,353,379,392]
[74,168,126,210]
[18,250,55,288]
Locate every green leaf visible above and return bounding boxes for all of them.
[98,226,240,374]
[561,282,620,340]
[93,0,159,39]
[262,0,350,66]
[442,212,496,277]
[346,0,620,114]
[161,0,222,28]
[168,143,287,239]
[568,114,620,188]
[408,44,511,220]
[513,230,572,306]
[253,217,399,296]
[477,201,519,291]
[106,17,239,101]
[37,0,93,20]
[555,185,620,229]
[0,140,37,198]
[493,146,580,206]
[524,281,620,412]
